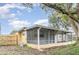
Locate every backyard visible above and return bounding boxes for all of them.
[0,41,79,55]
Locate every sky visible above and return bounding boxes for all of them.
[0,3,50,34]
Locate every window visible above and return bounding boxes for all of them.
[34,31,44,37]
[40,34,44,37]
[40,32,44,37]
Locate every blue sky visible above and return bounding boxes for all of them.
[0,3,50,34]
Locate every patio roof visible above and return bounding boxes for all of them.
[11,25,72,34]
[26,25,72,33]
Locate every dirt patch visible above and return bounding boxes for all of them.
[0,46,47,55]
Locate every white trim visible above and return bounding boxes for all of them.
[37,28,41,49]
[55,34,58,43]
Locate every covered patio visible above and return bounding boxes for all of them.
[26,25,73,49]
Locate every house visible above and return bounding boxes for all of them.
[11,25,76,50]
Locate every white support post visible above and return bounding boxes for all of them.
[55,34,57,43]
[56,34,58,43]
[37,28,41,49]
[66,33,68,41]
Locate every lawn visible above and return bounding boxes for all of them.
[44,42,79,55]
[0,41,79,55]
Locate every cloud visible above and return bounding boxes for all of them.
[16,10,22,15]
[0,13,16,19]
[0,4,26,10]
[34,19,49,26]
[0,3,32,19]
[0,3,27,19]
[0,6,9,14]
[26,8,32,13]
[0,4,24,14]
[9,18,49,30]
[1,3,31,12]
[9,13,16,18]
[8,18,30,30]
[0,4,16,14]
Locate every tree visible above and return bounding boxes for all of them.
[22,3,79,39]
[42,4,79,23]
[42,3,79,39]
[49,13,70,30]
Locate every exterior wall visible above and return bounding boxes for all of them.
[55,33,73,43]
[21,31,27,45]
[56,34,64,43]
[55,34,66,43]
[66,33,72,41]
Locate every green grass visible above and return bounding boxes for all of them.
[45,41,79,55]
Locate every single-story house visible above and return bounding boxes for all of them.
[11,25,76,50]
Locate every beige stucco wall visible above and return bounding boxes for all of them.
[21,31,27,45]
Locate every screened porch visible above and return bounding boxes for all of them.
[27,27,73,45]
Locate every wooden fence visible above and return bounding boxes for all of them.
[0,35,18,45]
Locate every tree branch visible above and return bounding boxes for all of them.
[43,3,79,23]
